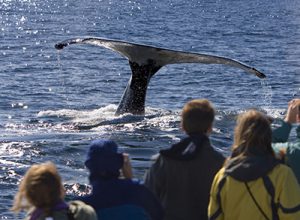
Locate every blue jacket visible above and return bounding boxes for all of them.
[272,119,300,183]
[78,178,164,220]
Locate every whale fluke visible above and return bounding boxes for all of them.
[55,37,266,115]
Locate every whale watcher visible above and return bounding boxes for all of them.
[77,139,164,220]
[272,98,300,183]
[208,110,300,220]
[144,99,225,220]
[11,162,97,220]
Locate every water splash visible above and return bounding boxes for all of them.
[260,78,273,113]
[56,50,71,106]
[38,104,117,124]
[64,183,92,197]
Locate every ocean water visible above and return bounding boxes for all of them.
[1,0,300,218]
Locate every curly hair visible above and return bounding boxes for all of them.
[11,162,65,215]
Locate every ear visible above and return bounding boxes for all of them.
[206,125,213,135]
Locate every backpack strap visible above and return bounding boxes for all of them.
[245,182,270,220]
[245,176,279,220]
[262,176,279,220]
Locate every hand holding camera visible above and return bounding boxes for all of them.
[121,153,133,179]
[285,99,300,124]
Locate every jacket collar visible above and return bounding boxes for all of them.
[225,155,280,182]
[29,201,68,220]
[160,134,210,161]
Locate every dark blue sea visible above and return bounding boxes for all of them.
[1,0,299,218]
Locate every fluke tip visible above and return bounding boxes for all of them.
[55,43,66,50]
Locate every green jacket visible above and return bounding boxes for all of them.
[272,120,300,183]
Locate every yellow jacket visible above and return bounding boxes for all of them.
[208,156,300,220]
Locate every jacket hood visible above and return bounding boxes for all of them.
[160,134,209,161]
[225,155,280,182]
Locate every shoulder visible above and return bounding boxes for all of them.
[69,200,97,220]
[215,167,226,179]
[24,207,35,220]
[116,178,152,195]
[209,167,227,193]
[126,179,153,194]
[204,143,226,164]
[268,164,296,183]
[150,153,160,161]
[269,163,291,174]
[148,153,166,170]
[209,167,226,185]
[272,163,293,172]
[211,147,226,160]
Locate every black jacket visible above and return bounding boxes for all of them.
[144,134,225,220]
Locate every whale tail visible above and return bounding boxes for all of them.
[55,37,266,115]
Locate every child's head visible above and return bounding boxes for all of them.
[181,99,215,135]
[12,162,64,213]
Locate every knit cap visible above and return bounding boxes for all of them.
[85,139,123,179]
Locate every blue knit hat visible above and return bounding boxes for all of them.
[85,139,123,179]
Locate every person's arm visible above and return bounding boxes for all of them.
[272,120,292,143]
[208,169,225,220]
[121,153,133,179]
[272,99,300,143]
[277,167,300,220]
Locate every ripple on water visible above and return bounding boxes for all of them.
[0,142,41,183]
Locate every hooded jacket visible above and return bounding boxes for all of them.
[272,120,300,183]
[25,200,97,220]
[144,134,225,220]
[208,155,300,220]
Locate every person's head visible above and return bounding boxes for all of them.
[12,162,64,214]
[85,139,124,182]
[181,99,215,135]
[296,100,300,123]
[231,109,274,158]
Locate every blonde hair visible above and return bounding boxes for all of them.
[11,162,65,214]
[231,110,274,159]
[181,99,215,135]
